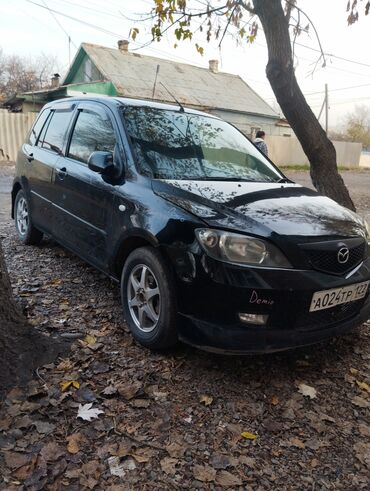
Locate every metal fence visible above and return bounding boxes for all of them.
[0,110,38,162]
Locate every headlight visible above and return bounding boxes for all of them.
[195,229,292,268]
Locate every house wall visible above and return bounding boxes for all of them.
[72,53,104,84]
[206,109,289,137]
[266,135,362,167]
[0,110,37,161]
[22,101,44,113]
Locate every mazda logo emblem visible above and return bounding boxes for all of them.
[337,246,350,264]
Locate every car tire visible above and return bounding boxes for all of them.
[121,246,178,350]
[14,189,43,245]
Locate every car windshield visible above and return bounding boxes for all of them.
[121,106,284,182]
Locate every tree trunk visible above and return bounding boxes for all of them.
[0,239,65,399]
[253,0,356,211]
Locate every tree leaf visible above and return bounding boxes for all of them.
[199,394,213,406]
[77,403,104,421]
[193,464,216,482]
[356,380,370,393]
[66,433,83,454]
[241,431,257,440]
[298,383,317,399]
[216,470,242,486]
[160,457,179,475]
[107,456,126,477]
[61,380,80,392]
[83,334,97,345]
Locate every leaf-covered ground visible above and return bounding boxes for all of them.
[0,165,369,490]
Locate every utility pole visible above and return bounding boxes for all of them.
[325,83,329,134]
[317,84,329,135]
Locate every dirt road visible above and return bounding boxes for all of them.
[0,166,369,490]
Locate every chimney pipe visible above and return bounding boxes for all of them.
[51,73,60,88]
[208,59,219,73]
[118,39,129,53]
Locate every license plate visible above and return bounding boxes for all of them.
[309,281,369,313]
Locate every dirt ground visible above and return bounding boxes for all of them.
[0,163,369,490]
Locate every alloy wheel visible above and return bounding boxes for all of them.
[16,196,29,236]
[127,264,161,332]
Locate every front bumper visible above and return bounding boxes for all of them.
[179,300,370,354]
[176,256,370,354]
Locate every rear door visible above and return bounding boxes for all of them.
[23,104,75,233]
[52,101,119,270]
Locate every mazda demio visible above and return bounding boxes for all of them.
[12,96,370,353]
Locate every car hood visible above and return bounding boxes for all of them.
[152,179,365,239]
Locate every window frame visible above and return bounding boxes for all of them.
[66,102,120,168]
[38,104,75,155]
[27,109,51,146]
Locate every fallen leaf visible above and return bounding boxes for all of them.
[310,458,319,468]
[61,380,80,392]
[271,395,279,406]
[122,458,136,470]
[40,442,64,462]
[356,380,370,393]
[351,396,370,409]
[102,385,118,396]
[241,431,257,440]
[353,442,370,466]
[4,452,32,470]
[210,454,236,470]
[118,381,142,400]
[199,394,213,406]
[290,437,305,449]
[193,464,216,482]
[160,457,179,475]
[166,441,186,458]
[77,403,104,421]
[83,334,97,345]
[359,424,370,437]
[66,433,83,454]
[108,456,126,477]
[298,383,317,399]
[216,470,242,486]
[130,447,156,463]
[33,421,55,434]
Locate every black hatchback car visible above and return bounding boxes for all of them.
[12,96,370,353]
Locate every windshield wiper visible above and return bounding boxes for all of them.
[183,176,254,182]
[277,177,292,183]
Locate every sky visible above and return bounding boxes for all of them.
[1,0,370,129]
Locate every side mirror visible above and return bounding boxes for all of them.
[88,151,114,175]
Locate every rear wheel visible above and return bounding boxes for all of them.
[14,189,43,245]
[121,246,178,350]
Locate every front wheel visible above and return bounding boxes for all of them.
[14,189,43,245]
[121,246,178,350]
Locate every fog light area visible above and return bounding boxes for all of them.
[238,313,269,325]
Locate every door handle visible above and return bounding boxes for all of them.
[56,167,67,179]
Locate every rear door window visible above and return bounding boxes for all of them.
[28,109,51,146]
[39,110,72,154]
[68,109,116,164]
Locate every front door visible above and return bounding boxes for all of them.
[52,102,119,271]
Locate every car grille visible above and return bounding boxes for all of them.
[296,297,367,331]
[301,238,366,275]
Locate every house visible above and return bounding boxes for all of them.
[3,41,290,137]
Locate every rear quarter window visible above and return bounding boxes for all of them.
[28,109,51,146]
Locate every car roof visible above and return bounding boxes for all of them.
[44,95,220,119]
